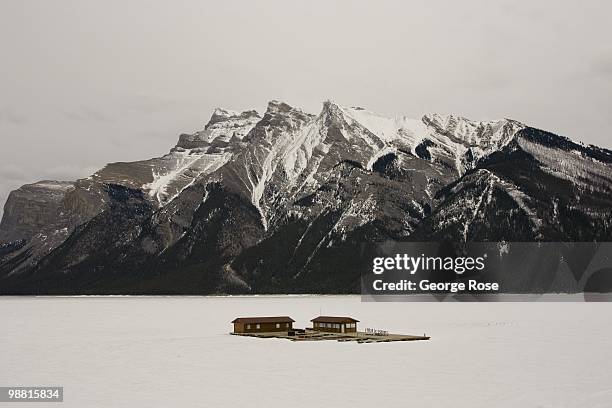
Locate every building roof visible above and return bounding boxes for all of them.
[231,316,295,324]
[310,316,359,323]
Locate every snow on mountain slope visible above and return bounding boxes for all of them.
[278,101,402,190]
[219,101,315,229]
[340,105,428,145]
[143,149,233,205]
[281,102,525,180]
[143,108,260,205]
[214,100,527,232]
[316,105,525,176]
[517,136,612,192]
[423,113,524,150]
[0,108,261,272]
[177,108,260,148]
[222,99,389,227]
[422,113,525,174]
[411,168,544,242]
[0,101,528,251]
[3,99,612,293]
[87,108,261,207]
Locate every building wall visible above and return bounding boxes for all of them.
[233,322,293,333]
[313,325,341,333]
[312,322,357,333]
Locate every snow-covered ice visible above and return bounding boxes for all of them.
[1,296,611,408]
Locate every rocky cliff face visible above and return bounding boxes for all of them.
[0,181,75,243]
[0,108,261,274]
[1,100,610,294]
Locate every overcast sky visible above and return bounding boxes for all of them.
[1,0,611,217]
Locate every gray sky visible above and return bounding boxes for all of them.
[1,0,611,218]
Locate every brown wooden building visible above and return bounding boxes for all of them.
[311,316,359,333]
[231,316,295,333]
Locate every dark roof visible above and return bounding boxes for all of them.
[310,316,359,323]
[231,316,295,324]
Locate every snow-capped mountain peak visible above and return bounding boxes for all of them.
[422,113,524,151]
[177,108,260,149]
[2,99,612,295]
[265,100,291,113]
[269,99,312,118]
[337,104,426,142]
[209,107,241,121]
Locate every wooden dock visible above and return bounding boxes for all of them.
[230,329,430,344]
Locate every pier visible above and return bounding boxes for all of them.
[230,328,430,344]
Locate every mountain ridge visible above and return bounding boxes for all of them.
[1,100,611,294]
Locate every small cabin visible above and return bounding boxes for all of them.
[311,316,359,333]
[231,316,294,333]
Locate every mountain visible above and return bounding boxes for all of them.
[1,100,611,294]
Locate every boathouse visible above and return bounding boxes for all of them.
[231,316,295,333]
[311,316,359,333]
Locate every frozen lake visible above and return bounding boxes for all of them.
[1,296,611,407]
